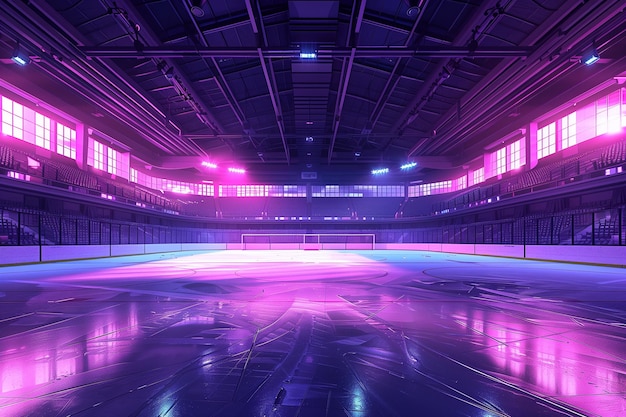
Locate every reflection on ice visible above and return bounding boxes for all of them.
[0,250,625,416]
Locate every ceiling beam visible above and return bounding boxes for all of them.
[111,0,225,156]
[419,0,625,156]
[245,0,290,164]
[5,0,200,156]
[80,46,532,59]
[394,0,505,157]
[368,0,431,153]
[178,0,259,154]
[328,0,366,164]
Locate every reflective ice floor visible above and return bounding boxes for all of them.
[1,250,626,417]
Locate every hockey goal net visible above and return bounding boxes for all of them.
[241,233,375,250]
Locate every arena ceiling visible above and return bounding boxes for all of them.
[0,0,625,175]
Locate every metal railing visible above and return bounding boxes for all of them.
[1,207,624,246]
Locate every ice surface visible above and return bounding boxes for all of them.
[0,250,624,416]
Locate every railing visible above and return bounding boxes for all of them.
[1,206,624,246]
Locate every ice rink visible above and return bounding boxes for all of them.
[1,250,625,416]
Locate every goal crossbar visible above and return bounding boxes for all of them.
[241,233,375,250]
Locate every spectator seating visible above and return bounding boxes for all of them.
[352,197,404,218]
[311,198,355,218]
[265,197,307,218]
[219,197,266,218]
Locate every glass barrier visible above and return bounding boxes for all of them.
[0,207,624,247]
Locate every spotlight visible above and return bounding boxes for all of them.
[400,162,417,170]
[228,167,245,174]
[354,151,361,157]
[406,6,420,17]
[581,49,600,65]
[299,44,317,60]
[305,136,314,142]
[190,0,205,17]
[299,52,317,59]
[371,168,389,175]
[11,44,30,66]
[201,161,217,169]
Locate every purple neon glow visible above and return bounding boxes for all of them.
[201,161,218,169]
[371,167,389,175]
[170,185,191,194]
[2,250,625,417]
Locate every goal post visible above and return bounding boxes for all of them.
[241,233,376,250]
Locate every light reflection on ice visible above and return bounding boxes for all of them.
[0,250,625,417]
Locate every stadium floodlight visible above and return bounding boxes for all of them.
[299,44,317,60]
[371,168,389,175]
[228,167,245,174]
[201,161,217,169]
[400,162,418,170]
[11,43,30,66]
[581,49,600,65]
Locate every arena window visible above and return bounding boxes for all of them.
[456,175,467,190]
[496,147,507,175]
[56,122,76,159]
[34,113,51,150]
[2,96,24,140]
[596,90,622,135]
[509,139,524,170]
[537,122,556,159]
[472,167,484,185]
[88,138,106,171]
[561,112,576,150]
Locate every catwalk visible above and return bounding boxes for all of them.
[0,250,625,416]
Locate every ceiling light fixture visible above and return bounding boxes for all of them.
[299,43,317,60]
[581,49,600,65]
[371,168,389,175]
[401,162,418,170]
[11,43,30,66]
[405,0,424,16]
[190,0,205,17]
[299,52,317,59]
[201,161,217,169]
